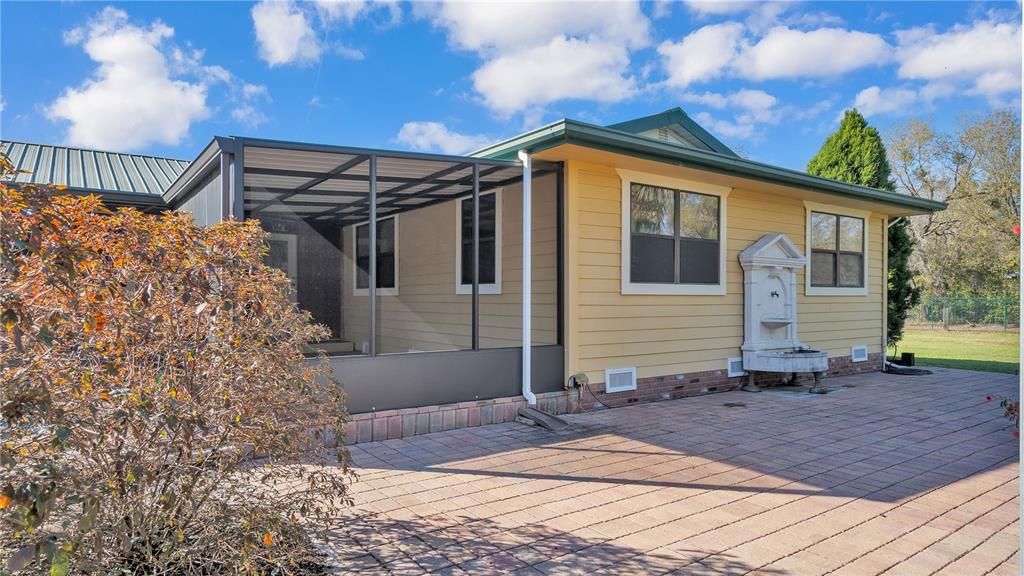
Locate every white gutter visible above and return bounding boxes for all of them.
[518,150,537,406]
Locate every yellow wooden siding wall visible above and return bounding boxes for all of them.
[568,160,884,384]
[342,174,558,353]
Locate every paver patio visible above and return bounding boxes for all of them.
[324,368,1019,575]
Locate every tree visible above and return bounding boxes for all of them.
[887,110,1021,296]
[807,108,921,348]
[886,217,922,346]
[808,109,894,191]
[0,155,351,574]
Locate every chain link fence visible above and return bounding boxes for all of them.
[908,296,1020,332]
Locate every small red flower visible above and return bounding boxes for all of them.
[1013,224,1021,235]
[987,395,993,401]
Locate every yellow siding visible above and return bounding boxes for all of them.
[567,160,884,384]
[343,174,558,353]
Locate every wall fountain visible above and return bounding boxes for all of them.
[739,233,828,393]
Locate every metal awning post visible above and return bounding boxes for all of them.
[368,154,377,357]
[518,150,536,406]
[472,163,480,350]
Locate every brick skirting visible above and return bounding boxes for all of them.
[342,390,574,445]
[581,352,883,410]
[343,352,881,444]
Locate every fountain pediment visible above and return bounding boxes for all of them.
[738,233,806,270]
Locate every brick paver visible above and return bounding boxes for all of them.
[323,368,1019,575]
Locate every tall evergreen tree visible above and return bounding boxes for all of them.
[807,109,921,349]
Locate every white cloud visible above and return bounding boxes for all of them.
[426,2,650,53]
[652,0,673,19]
[231,104,269,128]
[252,1,321,66]
[895,19,1021,101]
[658,22,744,87]
[682,89,783,140]
[735,26,890,80]
[252,0,396,67]
[395,121,493,155]
[682,1,749,16]
[660,23,890,87]
[844,18,1022,118]
[46,7,210,150]
[232,83,271,128]
[852,86,920,117]
[472,37,638,115]
[422,2,650,116]
[682,88,776,114]
[315,0,401,26]
[693,111,755,140]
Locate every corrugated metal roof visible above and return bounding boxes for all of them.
[1,140,190,196]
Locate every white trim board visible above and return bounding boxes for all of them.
[617,168,731,296]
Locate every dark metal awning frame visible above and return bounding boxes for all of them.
[235,137,558,227]
[230,138,562,376]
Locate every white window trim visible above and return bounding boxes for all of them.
[454,189,503,295]
[352,214,399,297]
[617,168,731,296]
[804,201,870,297]
[268,233,298,302]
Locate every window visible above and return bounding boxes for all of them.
[455,190,502,294]
[266,233,297,302]
[619,168,729,296]
[805,202,869,296]
[354,215,398,295]
[810,212,863,288]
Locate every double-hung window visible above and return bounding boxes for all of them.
[620,170,729,295]
[354,215,398,295]
[455,190,502,294]
[805,202,869,296]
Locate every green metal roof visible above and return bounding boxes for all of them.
[1,140,186,209]
[1,140,189,195]
[606,107,739,157]
[472,118,946,215]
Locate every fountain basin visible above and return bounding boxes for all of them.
[743,348,828,374]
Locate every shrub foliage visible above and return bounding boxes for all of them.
[0,155,351,574]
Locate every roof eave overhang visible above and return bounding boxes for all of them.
[475,121,946,216]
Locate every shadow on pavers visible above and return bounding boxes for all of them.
[322,511,789,575]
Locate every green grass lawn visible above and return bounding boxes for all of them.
[893,329,1020,374]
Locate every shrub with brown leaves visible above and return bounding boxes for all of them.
[0,154,352,574]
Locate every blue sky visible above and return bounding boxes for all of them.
[1,1,1020,170]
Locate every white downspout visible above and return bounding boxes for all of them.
[519,150,537,406]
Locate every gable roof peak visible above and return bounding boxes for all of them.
[605,107,738,158]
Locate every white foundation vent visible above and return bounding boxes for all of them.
[851,345,868,362]
[727,357,745,377]
[604,367,637,394]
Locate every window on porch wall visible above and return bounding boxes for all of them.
[372,187,472,354]
[478,171,559,349]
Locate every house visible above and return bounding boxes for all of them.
[2,108,945,443]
